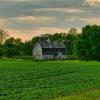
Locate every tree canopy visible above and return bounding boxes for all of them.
[0,26,100,61]
[0,29,9,44]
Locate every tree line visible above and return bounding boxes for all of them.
[0,25,100,61]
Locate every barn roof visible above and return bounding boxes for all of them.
[39,41,67,55]
[39,41,66,49]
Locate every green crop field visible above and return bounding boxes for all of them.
[0,60,100,100]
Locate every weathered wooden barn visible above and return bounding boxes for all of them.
[33,35,67,60]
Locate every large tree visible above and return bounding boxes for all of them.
[0,29,9,44]
[77,25,100,61]
[4,37,23,57]
[65,28,78,55]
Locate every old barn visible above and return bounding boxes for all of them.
[33,35,67,60]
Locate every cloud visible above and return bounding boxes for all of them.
[12,16,56,24]
[0,17,8,28]
[66,17,76,22]
[34,8,83,13]
[7,16,58,30]
[0,18,8,24]
[80,17,100,25]
[0,0,32,2]
[84,0,100,6]
[0,0,99,41]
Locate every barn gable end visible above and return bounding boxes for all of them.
[33,42,43,60]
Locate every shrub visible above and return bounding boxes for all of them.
[0,47,3,58]
[14,56,33,60]
[67,55,78,60]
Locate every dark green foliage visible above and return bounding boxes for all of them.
[21,41,32,56]
[5,47,19,58]
[77,25,100,61]
[14,56,33,60]
[0,46,3,58]
[4,37,22,57]
[31,36,39,47]
[49,33,66,42]
[65,28,78,55]
[19,37,39,56]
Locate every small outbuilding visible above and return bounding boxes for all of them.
[33,35,67,60]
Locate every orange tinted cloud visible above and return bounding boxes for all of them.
[80,17,100,25]
[84,0,100,6]
[12,16,56,24]
[34,8,83,13]
[0,18,8,26]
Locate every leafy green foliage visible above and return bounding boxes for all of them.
[77,25,100,61]
[49,33,66,42]
[4,37,22,57]
[65,28,78,55]
[0,46,4,58]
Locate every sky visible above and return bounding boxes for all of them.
[0,0,100,41]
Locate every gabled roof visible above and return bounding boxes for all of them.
[37,36,67,55]
[38,41,67,55]
[39,41,66,49]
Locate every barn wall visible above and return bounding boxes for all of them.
[43,55,54,59]
[33,43,43,59]
[43,55,67,60]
